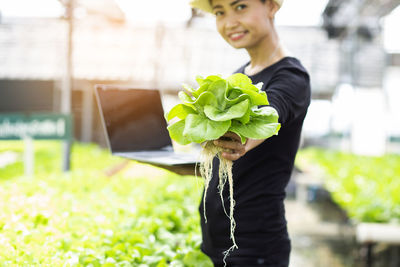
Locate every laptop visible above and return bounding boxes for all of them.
[94,84,200,166]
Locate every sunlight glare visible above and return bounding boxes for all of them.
[0,0,64,18]
[115,0,192,25]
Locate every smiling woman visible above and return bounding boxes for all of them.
[189,0,311,266]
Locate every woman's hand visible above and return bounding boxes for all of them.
[213,132,265,161]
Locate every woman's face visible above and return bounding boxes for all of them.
[211,0,277,49]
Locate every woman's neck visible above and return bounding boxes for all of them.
[244,30,285,76]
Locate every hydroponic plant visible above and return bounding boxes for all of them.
[165,73,280,252]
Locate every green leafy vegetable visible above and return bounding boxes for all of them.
[165,73,280,145]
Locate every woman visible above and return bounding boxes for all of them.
[189,0,311,266]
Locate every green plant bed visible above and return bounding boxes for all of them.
[297,147,400,224]
[0,141,212,266]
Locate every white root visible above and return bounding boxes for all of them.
[200,141,238,260]
[199,141,217,223]
[218,157,229,218]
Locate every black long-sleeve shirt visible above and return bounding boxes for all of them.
[199,57,311,266]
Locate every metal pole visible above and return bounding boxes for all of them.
[61,0,74,172]
[366,243,374,267]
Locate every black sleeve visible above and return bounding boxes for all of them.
[264,68,311,126]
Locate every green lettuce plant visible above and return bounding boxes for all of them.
[165,73,281,262]
[165,73,281,145]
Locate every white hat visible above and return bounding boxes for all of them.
[190,0,283,14]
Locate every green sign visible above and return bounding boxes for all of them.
[0,113,73,140]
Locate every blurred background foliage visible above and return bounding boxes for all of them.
[0,141,211,266]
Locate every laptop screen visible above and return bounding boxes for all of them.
[95,85,172,153]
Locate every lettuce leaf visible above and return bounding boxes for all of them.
[227,73,259,92]
[165,104,196,121]
[167,120,191,145]
[230,119,280,140]
[183,114,231,143]
[204,99,249,121]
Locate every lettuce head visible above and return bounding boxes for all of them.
[165,73,281,145]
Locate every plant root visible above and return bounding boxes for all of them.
[200,141,238,261]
